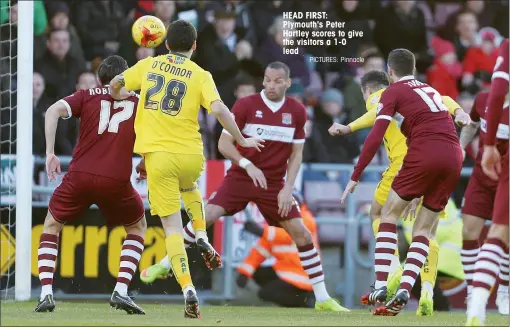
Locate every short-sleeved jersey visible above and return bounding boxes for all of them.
[223,92,306,182]
[60,87,139,181]
[365,89,462,162]
[122,53,221,155]
[377,76,459,146]
[484,38,509,145]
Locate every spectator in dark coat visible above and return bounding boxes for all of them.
[195,9,257,108]
[249,0,294,46]
[451,11,480,61]
[32,72,53,156]
[34,29,86,102]
[35,29,86,155]
[333,1,374,59]
[204,0,257,46]
[309,89,359,163]
[439,0,498,42]
[35,1,85,62]
[256,16,310,87]
[373,1,430,73]
[74,0,126,61]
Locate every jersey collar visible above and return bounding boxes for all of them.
[398,75,415,81]
[260,90,285,113]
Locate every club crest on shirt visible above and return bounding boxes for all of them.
[376,103,383,114]
[256,110,263,118]
[282,113,292,125]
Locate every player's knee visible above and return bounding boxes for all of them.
[290,226,313,246]
[204,204,225,227]
[43,212,63,235]
[487,224,510,244]
[126,216,148,237]
[462,224,480,240]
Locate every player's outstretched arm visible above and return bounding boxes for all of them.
[211,100,264,151]
[218,132,267,189]
[44,101,69,180]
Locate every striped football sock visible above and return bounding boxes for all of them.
[469,238,506,320]
[461,239,480,295]
[114,234,144,296]
[374,223,398,289]
[298,243,329,302]
[38,233,59,301]
[399,235,429,293]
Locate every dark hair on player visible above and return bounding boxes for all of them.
[166,20,197,53]
[266,61,290,78]
[361,70,390,91]
[387,48,415,78]
[234,73,256,90]
[97,55,128,86]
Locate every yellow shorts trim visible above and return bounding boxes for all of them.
[144,152,205,217]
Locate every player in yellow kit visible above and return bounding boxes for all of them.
[110,20,263,318]
[329,70,471,316]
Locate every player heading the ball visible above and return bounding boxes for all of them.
[109,20,263,319]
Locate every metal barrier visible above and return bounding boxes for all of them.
[2,157,474,306]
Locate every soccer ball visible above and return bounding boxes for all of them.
[132,15,166,48]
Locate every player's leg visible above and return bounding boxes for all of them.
[373,169,404,299]
[461,214,485,290]
[467,156,509,325]
[35,172,89,313]
[142,175,251,282]
[256,187,348,312]
[34,212,64,313]
[417,216,440,316]
[179,154,221,269]
[278,216,348,312]
[99,182,147,314]
[144,152,199,318]
[365,189,410,306]
[461,175,495,300]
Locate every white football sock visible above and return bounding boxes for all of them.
[40,285,53,301]
[159,255,171,270]
[312,281,330,303]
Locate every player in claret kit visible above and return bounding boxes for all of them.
[341,49,463,316]
[141,61,350,312]
[466,38,510,327]
[329,70,470,316]
[34,56,147,314]
[458,90,509,316]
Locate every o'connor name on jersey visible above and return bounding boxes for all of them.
[151,59,192,79]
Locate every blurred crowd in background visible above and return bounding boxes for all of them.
[0,0,509,167]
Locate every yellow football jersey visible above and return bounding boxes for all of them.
[349,89,462,162]
[123,53,221,155]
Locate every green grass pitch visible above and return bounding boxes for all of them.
[1,301,508,326]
